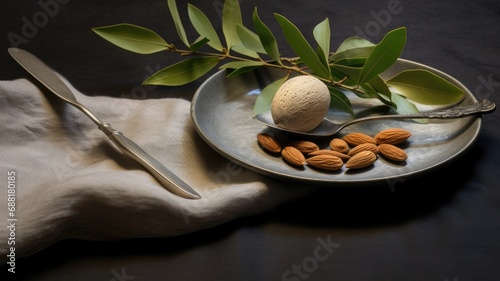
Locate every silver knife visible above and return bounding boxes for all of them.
[8,47,201,200]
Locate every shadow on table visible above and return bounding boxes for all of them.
[271,143,484,228]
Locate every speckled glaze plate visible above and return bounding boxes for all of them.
[191,59,481,186]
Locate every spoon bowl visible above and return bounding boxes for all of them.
[255,99,496,137]
[254,111,339,137]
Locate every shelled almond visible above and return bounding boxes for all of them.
[343,132,376,147]
[375,128,412,145]
[256,127,411,173]
[288,140,319,154]
[308,150,351,161]
[257,133,282,153]
[345,151,377,169]
[347,143,379,156]
[307,155,343,171]
[378,144,408,162]
[329,138,349,153]
[281,146,306,166]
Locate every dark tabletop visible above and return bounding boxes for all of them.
[2,0,500,280]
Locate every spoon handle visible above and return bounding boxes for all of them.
[346,99,495,125]
[406,99,495,118]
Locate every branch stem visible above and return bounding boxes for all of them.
[166,47,371,97]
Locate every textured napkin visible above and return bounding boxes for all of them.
[0,77,309,262]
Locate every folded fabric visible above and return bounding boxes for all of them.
[0,77,309,262]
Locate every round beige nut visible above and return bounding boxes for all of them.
[271,76,330,132]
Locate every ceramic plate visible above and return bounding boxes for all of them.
[191,59,481,186]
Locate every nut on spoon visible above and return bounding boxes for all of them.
[8,47,201,199]
[255,99,496,137]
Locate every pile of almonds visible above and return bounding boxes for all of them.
[257,128,411,171]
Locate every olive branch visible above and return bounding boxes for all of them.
[92,0,464,116]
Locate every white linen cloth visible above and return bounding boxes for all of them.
[0,78,309,262]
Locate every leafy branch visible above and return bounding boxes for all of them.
[92,0,465,116]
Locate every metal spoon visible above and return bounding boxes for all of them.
[255,99,496,137]
[8,47,201,199]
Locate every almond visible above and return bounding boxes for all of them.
[345,151,377,169]
[308,150,351,161]
[329,138,350,153]
[281,146,306,166]
[375,128,411,145]
[257,133,282,153]
[288,140,319,154]
[307,155,343,171]
[343,132,376,147]
[347,143,379,156]
[378,144,407,162]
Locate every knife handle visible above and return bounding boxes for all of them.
[98,123,201,199]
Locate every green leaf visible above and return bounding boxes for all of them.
[331,36,374,61]
[391,93,427,123]
[331,46,374,62]
[167,0,189,47]
[253,76,287,115]
[368,75,392,98]
[236,24,266,54]
[330,36,375,64]
[189,36,210,52]
[313,18,331,64]
[327,86,354,116]
[387,69,465,105]
[369,75,394,106]
[226,65,263,78]
[274,14,331,79]
[231,43,260,58]
[336,36,375,53]
[316,46,329,72]
[222,0,242,50]
[252,8,282,64]
[376,92,392,105]
[358,27,406,86]
[330,66,355,86]
[219,60,265,69]
[356,84,379,99]
[188,4,223,51]
[331,64,362,82]
[142,57,219,86]
[92,23,170,54]
[334,57,367,67]
[391,93,420,115]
